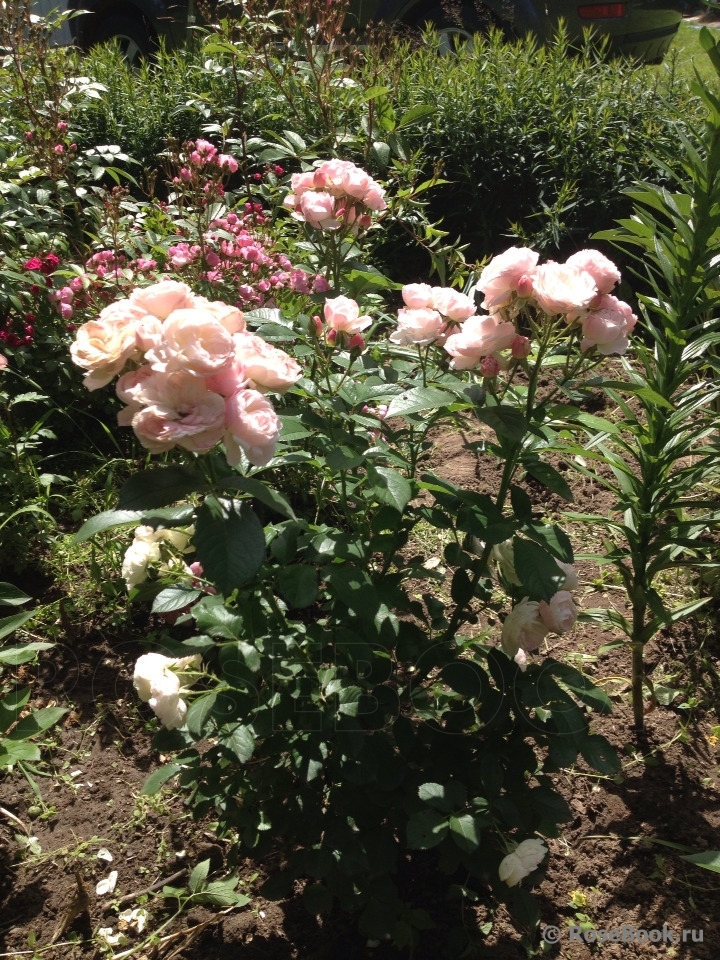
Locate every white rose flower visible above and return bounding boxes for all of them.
[501,597,548,659]
[498,838,547,886]
[133,652,201,730]
[122,536,161,589]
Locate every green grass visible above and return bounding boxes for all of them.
[656,19,720,88]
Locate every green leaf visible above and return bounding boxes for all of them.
[186,693,218,738]
[523,461,574,501]
[475,406,529,443]
[544,660,612,714]
[580,734,620,774]
[386,386,454,418]
[194,498,265,595]
[6,706,66,741]
[0,687,31,734]
[118,466,207,510]
[199,880,251,908]
[223,475,296,520]
[418,781,467,811]
[368,466,412,513]
[141,763,182,795]
[72,509,142,543]
[449,814,481,853]
[0,741,41,767]
[407,809,450,849]
[151,587,202,615]
[0,610,34,641]
[278,565,318,608]
[513,539,565,601]
[0,583,31,606]
[219,724,255,763]
[188,858,211,894]
[679,850,720,873]
[0,641,53,666]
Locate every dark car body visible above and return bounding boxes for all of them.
[67,0,683,64]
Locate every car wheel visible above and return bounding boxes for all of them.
[87,15,156,64]
[414,1,501,54]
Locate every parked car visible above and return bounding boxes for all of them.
[63,0,683,64]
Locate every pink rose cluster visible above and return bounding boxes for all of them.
[172,138,239,202]
[284,159,387,232]
[476,246,637,356]
[70,280,303,467]
[497,541,580,671]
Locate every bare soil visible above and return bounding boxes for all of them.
[1,426,719,959]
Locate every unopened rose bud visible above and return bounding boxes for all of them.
[480,355,501,377]
[517,274,534,298]
[53,144,64,155]
[326,328,338,346]
[511,335,531,359]
[25,130,34,141]
[57,121,68,133]
[347,333,365,352]
[311,315,323,337]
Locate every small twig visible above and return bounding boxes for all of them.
[114,868,187,907]
[0,806,30,835]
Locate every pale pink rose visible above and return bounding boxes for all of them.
[127,371,226,453]
[341,165,374,199]
[477,247,540,310]
[134,652,200,730]
[313,158,351,195]
[581,294,637,356]
[116,365,156,404]
[431,287,476,322]
[191,297,245,335]
[501,597,549,658]
[565,249,621,295]
[324,296,372,335]
[290,171,316,196]
[148,308,235,377]
[402,283,434,309]
[443,314,517,370]
[538,591,578,634]
[511,335,532,359]
[556,560,579,591]
[70,306,145,390]
[499,838,547,887]
[135,314,164,353]
[299,191,339,230]
[389,307,445,346]
[129,280,195,319]
[532,262,597,318]
[224,388,281,467]
[0,353,8,371]
[204,359,248,398]
[232,332,301,394]
[362,183,386,211]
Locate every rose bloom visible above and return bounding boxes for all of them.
[538,591,578,634]
[147,308,235,377]
[443,314,516,370]
[431,287,477,322]
[298,190,340,230]
[531,262,598,318]
[224,388,281,467]
[122,534,161,588]
[498,838,547,887]
[565,249,621,295]
[231,333,301,394]
[129,279,195,319]
[389,307,445,346]
[501,597,549,659]
[70,300,147,390]
[402,283,434,309]
[121,370,226,454]
[556,560,579,591]
[192,298,245,335]
[581,294,637,355]
[324,296,372,335]
[477,246,540,310]
[0,353,8,371]
[134,652,201,730]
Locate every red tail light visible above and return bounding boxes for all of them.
[578,3,628,17]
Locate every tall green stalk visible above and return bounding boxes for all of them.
[581,27,720,732]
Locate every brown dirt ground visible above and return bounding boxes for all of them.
[1,420,719,959]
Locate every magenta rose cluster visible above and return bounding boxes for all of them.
[477,246,637,357]
[283,159,387,232]
[70,280,302,467]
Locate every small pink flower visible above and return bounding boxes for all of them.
[389,307,445,346]
[324,296,372,335]
[478,247,540,311]
[511,335,532,359]
[57,121,68,133]
[480,355,500,377]
[401,283,434,309]
[224,388,281,467]
[53,144,64,155]
[565,249,620,296]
